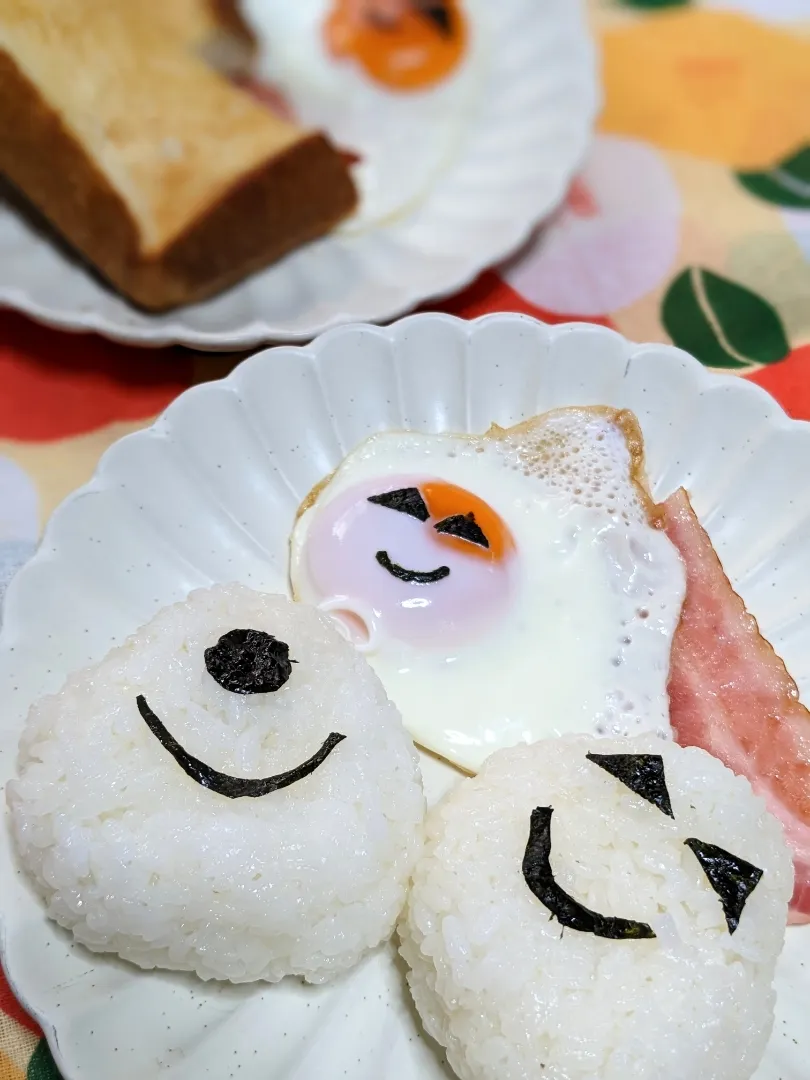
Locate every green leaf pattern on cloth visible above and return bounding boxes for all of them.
[737,146,810,209]
[27,1040,61,1080]
[619,0,691,7]
[661,267,790,369]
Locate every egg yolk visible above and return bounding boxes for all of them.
[324,0,468,92]
[422,481,514,562]
[294,475,517,649]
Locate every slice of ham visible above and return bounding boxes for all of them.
[661,487,810,922]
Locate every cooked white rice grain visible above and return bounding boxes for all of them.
[8,585,425,984]
[399,734,792,1080]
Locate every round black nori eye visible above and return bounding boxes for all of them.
[684,838,763,934]
[137,695,345,799]
[523,807,656,940]
[434,512,489,549]
[586,753,674,818]
[375,550,450,584]
[204,629,294,695]
[368,487,430,521]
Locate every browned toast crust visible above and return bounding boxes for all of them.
[145,136,357,311]
[192,0,257,76]
[210,0,257,52]
[0,22,357,311]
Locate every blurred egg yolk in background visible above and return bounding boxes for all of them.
[325,0,467,91]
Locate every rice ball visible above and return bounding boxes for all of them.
[8,585,425,984]
[399,734,792,1080]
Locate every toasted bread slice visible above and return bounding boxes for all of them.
[0,0,357,311]
[152,0,257,75]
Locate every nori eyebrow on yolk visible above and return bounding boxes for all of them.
[684,838,763,934]
[136,695,346,799]
[368,487,429,521]
[522,807,656,940]
[205,629,294,695]
[586,753,674,818]
[434,512,489,549]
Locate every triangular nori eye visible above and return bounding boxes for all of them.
[434,512,489,548]
[368,487,429,521]
[684,838,764,934]
[586,753,674,818]
[419,3,453,36]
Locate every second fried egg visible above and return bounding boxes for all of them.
[242,0,483,231]
[289,408,686,772]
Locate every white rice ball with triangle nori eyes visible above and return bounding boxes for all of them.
[8,585,425,984]
[399,734,792,1080]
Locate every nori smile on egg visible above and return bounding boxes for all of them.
[375,550,450,584]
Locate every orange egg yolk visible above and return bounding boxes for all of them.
[325,0,468,93]
[421,481,514,562]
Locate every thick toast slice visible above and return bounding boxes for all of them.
[0,0,357,311]
[152,0,257,75]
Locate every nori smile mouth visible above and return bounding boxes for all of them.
[523,806,656,940]
[375,550,450,584]
[137,695,345,799]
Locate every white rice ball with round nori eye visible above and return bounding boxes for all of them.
[8,585,425,984]
[399,734,792,1080]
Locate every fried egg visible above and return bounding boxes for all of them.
[241,0,484,231]
[289,408,686,773]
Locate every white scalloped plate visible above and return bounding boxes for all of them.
[0,0,596,350]
[2,314,809,1080]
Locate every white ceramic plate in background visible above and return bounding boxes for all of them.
[0,0,597,350]
[1,314,808,1079]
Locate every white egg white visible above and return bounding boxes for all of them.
[289,411,687,773]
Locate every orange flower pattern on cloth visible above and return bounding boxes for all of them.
[4,2,810,1073]
[490,1,810,420]
[599,10,810,171]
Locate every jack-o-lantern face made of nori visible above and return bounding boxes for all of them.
[399,734,793,1080]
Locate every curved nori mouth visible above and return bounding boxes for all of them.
[136,695,345,799]
[522,806,656,940]
[375,550,450,584]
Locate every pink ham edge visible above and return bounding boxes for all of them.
[661,487,810,923]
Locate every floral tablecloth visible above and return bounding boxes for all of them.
[2,0,810,1075]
